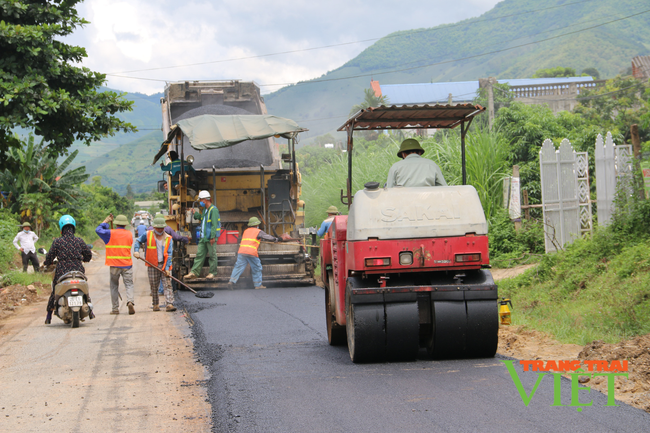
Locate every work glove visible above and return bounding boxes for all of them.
[133,252,140,259]
[280,233,292,242]
[103,215,113,224]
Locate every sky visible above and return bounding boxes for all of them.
[65,0,503,95]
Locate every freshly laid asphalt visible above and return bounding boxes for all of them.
[177,285,650,433]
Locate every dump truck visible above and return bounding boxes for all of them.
[322,104,498,362]
[155,80,315,287]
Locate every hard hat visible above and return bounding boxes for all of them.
[326,206,338,214]
[198,190,211,200]
[59,215,76,231]
[114,214,129,226]
[22,221,32,228]
[397,138,425,157]
[248,217,262,227]
[153,217,167,228]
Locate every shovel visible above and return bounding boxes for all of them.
[137,256,214,298]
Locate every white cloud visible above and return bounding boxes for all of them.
[64,0,502,95]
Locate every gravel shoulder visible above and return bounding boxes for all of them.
[0,257,211,431]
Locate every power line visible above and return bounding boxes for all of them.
[257,7,650,88]
[105,0,598,76]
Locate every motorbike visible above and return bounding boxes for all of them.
[53,271,94,328]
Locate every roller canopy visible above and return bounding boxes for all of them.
[152,114,307,164]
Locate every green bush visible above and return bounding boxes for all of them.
[0,209,20,273]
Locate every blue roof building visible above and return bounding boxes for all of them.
[378,77,595,105]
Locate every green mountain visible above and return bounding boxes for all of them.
[69,88,163,166]
[80,0,650,194]
[82,130,165,195]
[265,0,650,139]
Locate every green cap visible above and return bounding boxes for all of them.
[114,214,129,226]
[326,206,338,214]
[153,217,167,228]
[248,217,261,227]
[397,138,424,157]
[22,222,31,228]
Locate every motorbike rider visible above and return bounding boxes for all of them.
[43,215,93,325]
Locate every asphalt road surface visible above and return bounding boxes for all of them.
[178,285,650,433]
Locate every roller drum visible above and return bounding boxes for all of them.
[465,300,498,357]
[429,301,468,359]
[346,301,386,363]
[385,302,419,361]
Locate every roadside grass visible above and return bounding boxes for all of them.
[498,231,650,345]
[1,270,52,293]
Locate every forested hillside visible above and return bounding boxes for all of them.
[266,0,650,138]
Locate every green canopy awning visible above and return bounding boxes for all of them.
[152,114,307,164]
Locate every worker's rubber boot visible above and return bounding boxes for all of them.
[152,304,160,312]
[184,272,197,280]
[166,304,177,312]
[227,282,235,290]
[127,302,135,315]
[205,273,215,279]
[255,285,267,290]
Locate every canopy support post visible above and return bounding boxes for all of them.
[461,122,467,186]
[260,164,266,229]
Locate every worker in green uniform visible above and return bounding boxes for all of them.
[386,138,447,187]
[184,190,221,279]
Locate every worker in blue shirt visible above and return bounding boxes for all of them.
[317,206,339,239]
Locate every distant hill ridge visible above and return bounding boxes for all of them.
[265,0,650,137]
[81,0,650,193]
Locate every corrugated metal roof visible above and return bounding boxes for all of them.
[632,56,650,79]
[338,104,485,132]
[381,81,478,104]
[379,77,595,105]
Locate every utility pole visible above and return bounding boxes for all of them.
[479,77,497,130]
[631,124,644,199]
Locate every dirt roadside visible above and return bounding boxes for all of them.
[495,265,650,413]
[0,257,212,431]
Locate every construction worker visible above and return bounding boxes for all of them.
[228,217,281,289]
[185,190,220,279]
[134,217,176,312]
[13,222,40,272]
[96,214,136,315]
[317,206,339,239]
[386,138,447,187]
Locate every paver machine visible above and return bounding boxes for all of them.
[321,104,499,362]
[154,81,315,288]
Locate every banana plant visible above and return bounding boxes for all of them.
[0,133,89,227]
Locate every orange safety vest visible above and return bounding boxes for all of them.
[238,228,261,257]
[105,229,133,267]
[145,231,172,270]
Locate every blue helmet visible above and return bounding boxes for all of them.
[59,215,76,231]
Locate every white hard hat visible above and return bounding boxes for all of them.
[198,190,211,199]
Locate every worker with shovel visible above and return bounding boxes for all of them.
[134,217,176,312]
[228,217,285,289]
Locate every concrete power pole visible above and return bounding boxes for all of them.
[479,77,497,130]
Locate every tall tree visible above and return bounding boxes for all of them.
[350,88,390,115]
[0,0,136,171]
[532,67,578,78]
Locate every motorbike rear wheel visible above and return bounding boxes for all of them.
[71,310,80,328]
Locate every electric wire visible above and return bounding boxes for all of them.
[105,0,598,75]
